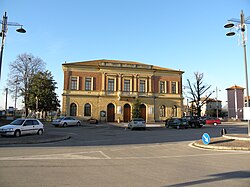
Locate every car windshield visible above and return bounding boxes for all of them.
[10,119,25,126]
[56,117,65,121]
[133,118,144,121]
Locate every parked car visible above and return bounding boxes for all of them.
[87,118,98,124]
[182,115,202,128]
[199,116,207,125]
[128,118,146,130]
[165,117,189,129]
[52,116,81,127]
[0,118,44,137]
[205,118,221,126]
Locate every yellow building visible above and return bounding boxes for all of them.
[62,59,184,122]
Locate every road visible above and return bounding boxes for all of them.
[0,123,249,186]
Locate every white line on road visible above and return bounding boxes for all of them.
[0,149,249,161]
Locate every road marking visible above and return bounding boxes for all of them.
[0,149,249,161]
[0,151,110,160]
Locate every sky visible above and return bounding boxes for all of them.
[0,0,250,110]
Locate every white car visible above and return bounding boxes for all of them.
[0,118,44,137]
[128,118,146,130]
[52,116,81,127]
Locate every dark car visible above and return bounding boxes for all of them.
[182,115,202,128]
[199,116,207,125]
[165,118,189,129]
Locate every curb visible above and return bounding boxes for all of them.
[223,134,250,141]
[192,141,250,151]
[0,135,71,145]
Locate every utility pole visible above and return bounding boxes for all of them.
[5,88,8,112]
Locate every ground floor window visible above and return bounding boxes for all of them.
[160,105,166,117]
[70,103,77,116]
[84,103,91,116]
[172,105,177,117]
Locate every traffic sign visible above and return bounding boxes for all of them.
[202,133,210,145]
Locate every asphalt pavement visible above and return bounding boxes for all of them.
[0,120,249,151]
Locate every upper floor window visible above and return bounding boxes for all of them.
[139,80,146,92]
[108,78,115,91]
[71,77,78,90]
[85,77,92,91]
[171,81,177,94]
[160,81,166,93]
[124,79,130,92]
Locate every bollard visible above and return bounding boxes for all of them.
[220,128,227,136]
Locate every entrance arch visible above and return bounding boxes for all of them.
[107,103,115,122]
[123,104,131,122]
[139,104,146,121]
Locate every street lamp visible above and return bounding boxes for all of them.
[224,10,250,136]
[215,87,221,119]
[0,12,26,81]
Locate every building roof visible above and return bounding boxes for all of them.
[62,59,184,73]
[226,85,245,90]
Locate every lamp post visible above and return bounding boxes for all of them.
[224,10,250,135]
[215,87,221,119]
[0,12,26,81]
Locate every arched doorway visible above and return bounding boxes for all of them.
[139,104,146,121]
[107,103,115,122]
[123,104,131,122]
[70,103,77,116]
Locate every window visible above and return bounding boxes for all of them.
[160,81,165,93]
[160,105,166,117]
[84,103,91,116]
[24,120,33,126]
[32,120,39,125]
[108,78,115,91]
[124,79,130,92]
[70,103,77,116]
[71,77,78,90]
[172,105,177,117]
[139,80,146,92]
[171,82,177,94]
[85,77,92,91]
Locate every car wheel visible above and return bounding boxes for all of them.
[176,125,180,129]
[14,130,21,137]
[191,123,196,128]
[63,123,67,127]
[77,122,81,126]
[37,129,43,135]
[213,122,218,126]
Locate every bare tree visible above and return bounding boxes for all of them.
[187,72,213,117]
[7,53,46,116]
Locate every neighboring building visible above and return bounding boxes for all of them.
[201,98,222,117]
[244,96,250,107]
[62,59,184,122]
[226,85,244,120]
[188,97,222,117]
